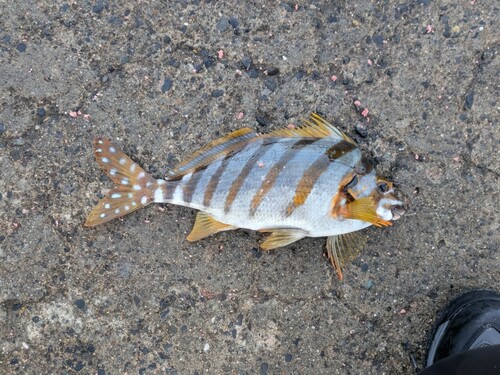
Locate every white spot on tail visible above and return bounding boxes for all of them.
[119,158,126,165]
[104,203,111,209]
[154,188,164,203]
[141,196,148,205]
[128,193,133,198]
[138,171,145,179]
[97,140,103,144]
[132,201,137,206]
[109,146,116,153]
[121,178,129,185]
[100,213,106,218]
[115,209,120,214]
[133,184,141,191]
[96,148,102,153]
[110,168,117,176]
[130,164,136,172]
[111,193,121,199]
[102,157,109,164]
[125,205,130,211]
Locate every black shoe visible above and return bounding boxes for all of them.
[426,289,500,367]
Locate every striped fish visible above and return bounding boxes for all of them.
[85,114,406,279]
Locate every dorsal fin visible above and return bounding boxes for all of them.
[266,113,355,144]
[168,127,259,180]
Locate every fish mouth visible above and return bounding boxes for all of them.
[391,205,406,220]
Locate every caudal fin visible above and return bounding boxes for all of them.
[84,137,164,227]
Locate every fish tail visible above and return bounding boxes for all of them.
[84,137,168,227]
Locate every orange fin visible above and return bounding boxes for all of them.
[260,229,307,250]
[343,197,392,227]
[266,113,355,144]
[169,128,259,179]
[84,137,163,227]
[326,232,367,280]
[186,212,235,241]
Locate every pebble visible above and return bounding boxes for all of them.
[464,92,474,110]
[355,124,368,138]
[255,115,270,127]
[264,67,279,76]
[217,17,230,32]
[9,138,25,146]
[0,123,5,135]
[362,280,374,290]
[161,78,173,93]
[260,363,269,375]
[211,89,224,98]
[264,79,276,92]
[241,56,252,70]
[247,68,258,79]
[74,299,85,310]
[16,43,27,52]
[36,108,46,117]
[228,17,239,29]
[372,34,384,45]
[97,369,106,375]
[285,353,293,362]
[92,1,105,14]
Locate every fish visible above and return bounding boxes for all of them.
[84,113,406,279]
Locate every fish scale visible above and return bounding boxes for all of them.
[85,113,406,280]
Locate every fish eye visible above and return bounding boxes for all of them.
[377,181,389,193]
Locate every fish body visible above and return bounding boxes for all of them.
[85,114,405,279]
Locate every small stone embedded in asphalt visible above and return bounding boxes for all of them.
[247,68,258,78]
[92,2,105,14]
[362,279,374,290]
[97,369,105,375]
[74,299,85,310]
[241,56,252,70]
[343,56,351,64]
[255,115,270,127]
[211,89,224,98]
[361,263,369,272]
[260,363,269,375]
[9,138,25,146]
[281,3,293,12]
[0,123,5,135]
[355,124,368,138]
[264,67,279,76]
[285,353,293,362]
[161,78,172,93]
[217,17,230,32]
[16,43,27,52]
[36,108,46,117]
[372,33,384,45]
[229,17,239,29]
[265,79,276,92]
[464,92,474,110]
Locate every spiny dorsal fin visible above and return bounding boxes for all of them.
[266,113,355,144]
[259,229,307,250]
[169,128,259,180]
[186,212,235,241]
[85,137,159,227]
[326,232,367,280]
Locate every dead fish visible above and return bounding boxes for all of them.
[85,114,406,279]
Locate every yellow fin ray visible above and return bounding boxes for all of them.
[326,232,367,280]
[186,212,235,241]
[266,113,355,144]
[260,229,307,250]
[169,128,259,180]
[344,197,392,227]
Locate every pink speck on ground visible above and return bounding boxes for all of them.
[426,24,434,33]
[354,100,361,107]
[236,112,244,120]
[257,161,264,168]
[287,124,296,129]
[69,111,78,118]
[452,156,460,162]
[367,59,373,66]
[331,75,338,81]
[294,3,299,11]
[217,49,224,59]
[83,114,91,121]
[361,108,369,117]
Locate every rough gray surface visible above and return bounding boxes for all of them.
[1,1,498,374]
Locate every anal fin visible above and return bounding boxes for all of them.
[326,232,367,280]
[186,212,235,241]
[260,229,307,250]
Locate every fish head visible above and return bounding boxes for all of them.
[342,167,406,222]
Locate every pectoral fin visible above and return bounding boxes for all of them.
[260,229,307,250]
[326,232,367,280]
[343,197,392,227]
[186,212,235,241]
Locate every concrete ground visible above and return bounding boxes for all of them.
[1,1,498,374]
